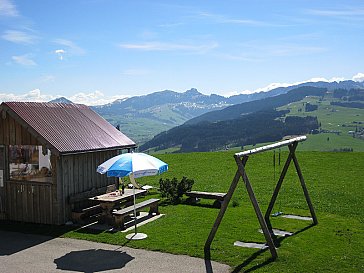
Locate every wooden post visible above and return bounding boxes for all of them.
[265,142,297,222]
[235,155,278,259]
[205,156,248,251]
[289,145,318,225]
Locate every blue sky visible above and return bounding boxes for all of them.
[1,0,364,105]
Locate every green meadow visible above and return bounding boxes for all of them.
[278,96,364,152]
[1,149,363,272]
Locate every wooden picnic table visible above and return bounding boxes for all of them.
[89,188,146,224]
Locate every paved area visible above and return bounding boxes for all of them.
[0,230,231,273]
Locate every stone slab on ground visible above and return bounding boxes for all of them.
[258,228,293,237]
[281,214,313,221]
[234,241,268,249]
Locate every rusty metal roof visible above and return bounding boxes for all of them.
[1,102,136,154]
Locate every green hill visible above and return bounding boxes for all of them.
[278,89,364,152]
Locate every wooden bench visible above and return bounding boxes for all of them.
[71,204,102,224]
[186,191,227,208]
[113,198,160,229]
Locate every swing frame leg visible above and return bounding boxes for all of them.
[290,145,318,225]
[265,142,318,225]
[205,156,278,260]
[265,143,297,223]
[235,155,278,259]
[205,157,248,252]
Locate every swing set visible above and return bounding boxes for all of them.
[205,136,318,260]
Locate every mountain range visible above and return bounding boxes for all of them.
[140,86,327,152]
[51,80,364,144]
[140,86,364,152]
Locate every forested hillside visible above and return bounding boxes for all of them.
[140,110,318,152]
[186,87,327,124]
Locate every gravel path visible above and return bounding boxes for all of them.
[0,230,231,273]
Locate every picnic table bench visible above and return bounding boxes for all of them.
[113,198,160,229]
[186,191,227,208]
[71,204,102,223]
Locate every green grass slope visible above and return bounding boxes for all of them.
[278,95,364,152]
[133,151,364,272]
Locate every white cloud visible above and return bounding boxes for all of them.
[2,30,37,44]
[54,49,65,60]
[53,39,85,55]
[0,0,19,16]
[352,73,364,82]
[196,11,285,27]
[230,73,362,96]
[306,7,364,24]
[12,54,36,66]
[0,89,55,102]
[308,8,364,17]
[119,41,218,52]
[69,91,127,106]
[0,89,126,106]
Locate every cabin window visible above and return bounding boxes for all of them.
[8,145,52,182]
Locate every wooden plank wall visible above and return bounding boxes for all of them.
[0,113,40,146]
[0,146,5,219]
[59,150,119,223]
[1,112,57,224]
[5,181,53,224]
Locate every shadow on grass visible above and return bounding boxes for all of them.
[204,246,271,273]
[204,222,316,273]
[73,225,105,235]
[159,199,220,210]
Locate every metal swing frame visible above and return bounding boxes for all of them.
[204,136,318,259]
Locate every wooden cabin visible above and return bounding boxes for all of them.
[0,102,136,225]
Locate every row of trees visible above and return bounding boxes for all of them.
[333,88,364,101]
[331,102,364,109]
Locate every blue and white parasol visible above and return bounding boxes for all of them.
[97,152,168,240]
[97,152,168,179]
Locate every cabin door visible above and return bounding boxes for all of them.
[0,146,5,219]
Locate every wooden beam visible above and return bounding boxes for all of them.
[235,136,306,157]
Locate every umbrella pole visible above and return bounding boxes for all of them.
[133,185,137,234]
[126,173,147,240]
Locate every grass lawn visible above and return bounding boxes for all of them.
[1,150,363,272]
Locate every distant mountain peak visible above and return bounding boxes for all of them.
[49,97,73,104]
[185,88,201,96]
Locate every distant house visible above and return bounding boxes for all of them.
[0,102,136,224]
